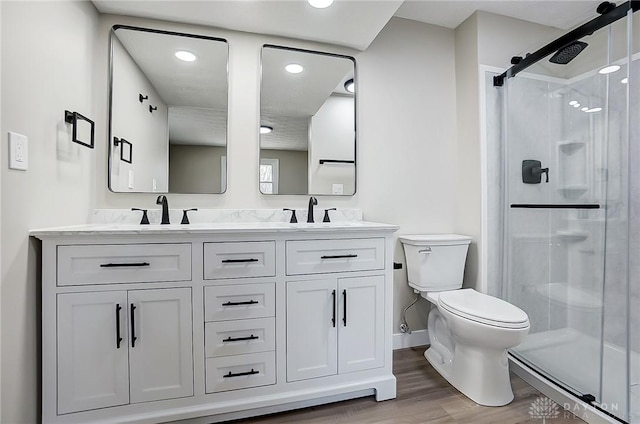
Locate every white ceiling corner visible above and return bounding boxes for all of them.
[93,0,405,51]
[394,1,603,31]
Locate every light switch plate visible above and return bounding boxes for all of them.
[332,184,344,195]
[128,170,134,189]
[8,131,28,171]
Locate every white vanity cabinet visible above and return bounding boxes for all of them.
[57,288,193,414]
[34,222,397,424]
[286,275,384,381]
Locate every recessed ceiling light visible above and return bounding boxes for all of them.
[569,100,578,106]
[260,125,273,134]
[175,50,197,62]
[621,77,629,84]
[599,65,620,75]
[344,79,355,93]
[308,0,334,8]
[285,64,303,74]
[586,107,602,113]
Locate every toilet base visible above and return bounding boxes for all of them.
[424,345,514,407]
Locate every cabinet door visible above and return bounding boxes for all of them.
[286,279,338,382]
[338,276,385,374]
[57,291,129,414]
[129,288,193,403]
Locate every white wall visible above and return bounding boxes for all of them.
[111,36,168,192]
[169,144,225,193]
[308,95,355,194]
[260,149,308,195]
[0,2,99,423]
[0,2,3,419]
[357,18,458,334]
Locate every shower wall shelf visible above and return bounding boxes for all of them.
[556,230,589,243]
[557,185,588,198]
[557,140,586,154]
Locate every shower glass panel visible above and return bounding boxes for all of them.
[502,6,634,421]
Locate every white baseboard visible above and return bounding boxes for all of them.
[393,329,429,350]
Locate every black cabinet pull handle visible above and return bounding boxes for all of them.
[130,304,137,348]
[100,262,150,268]
[223,334,259,342]
[221,258,259,263]
[343,289,347,327]
[222,300,259,306]
[223,369,259,378]
[321,254,358,260]
[331,290,336,327]
[115,304,123,349]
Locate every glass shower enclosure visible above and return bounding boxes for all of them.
[498,3,639,422]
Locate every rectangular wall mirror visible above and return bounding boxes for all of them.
[109,25,228,193]
[260,45,356,196]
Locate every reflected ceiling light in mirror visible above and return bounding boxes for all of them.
[260,125,273,134]
[569,100,578,106]
[175,50,197,62]
[344,79,355,93]
[308,0,334,8]
[573,103,581,108]
[599,65,620,74]
[621,77,629,84]
[581,107,589,111]
[585,107,602,113]
[285,64,304,74]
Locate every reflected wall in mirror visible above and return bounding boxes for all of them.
[260,45,356,195]
[109,25,228,193]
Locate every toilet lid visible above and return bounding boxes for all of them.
[438,289,529,329]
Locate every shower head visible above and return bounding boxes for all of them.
[549,41,588,65]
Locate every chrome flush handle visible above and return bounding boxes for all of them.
[418,247,432,254]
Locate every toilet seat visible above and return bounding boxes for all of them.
[438,289,529,329]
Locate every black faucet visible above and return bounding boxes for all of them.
[156,195,170,224]
[307,196,318,223]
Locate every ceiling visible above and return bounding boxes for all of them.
[395,1,602,32]
[93,0,605,52]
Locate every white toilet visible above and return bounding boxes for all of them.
[399,234,530,406]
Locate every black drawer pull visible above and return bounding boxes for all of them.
[221,258,259,263]
[100,262,150,268]
[331,289,336,328]
[223,334,259,342]
[115,304,123,349]
[321,254,358,259]
[343,289,347,326]
[223,369,259,378]
[130,303,137,348]
[222,300,259,306]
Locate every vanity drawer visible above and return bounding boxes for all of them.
[57,243,191,286]
[206,351,276,393]
[286,238,385,276]
[204,283,275,321]
[204,241,276,280]
[205,318,275,358]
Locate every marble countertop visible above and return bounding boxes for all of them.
[30,221,398,237]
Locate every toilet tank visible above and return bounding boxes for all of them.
[399,234,472,292]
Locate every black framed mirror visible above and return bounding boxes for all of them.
[259,45,356,195]
[109,25,228,193]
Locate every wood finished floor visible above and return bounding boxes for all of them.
[232,346,585,424]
